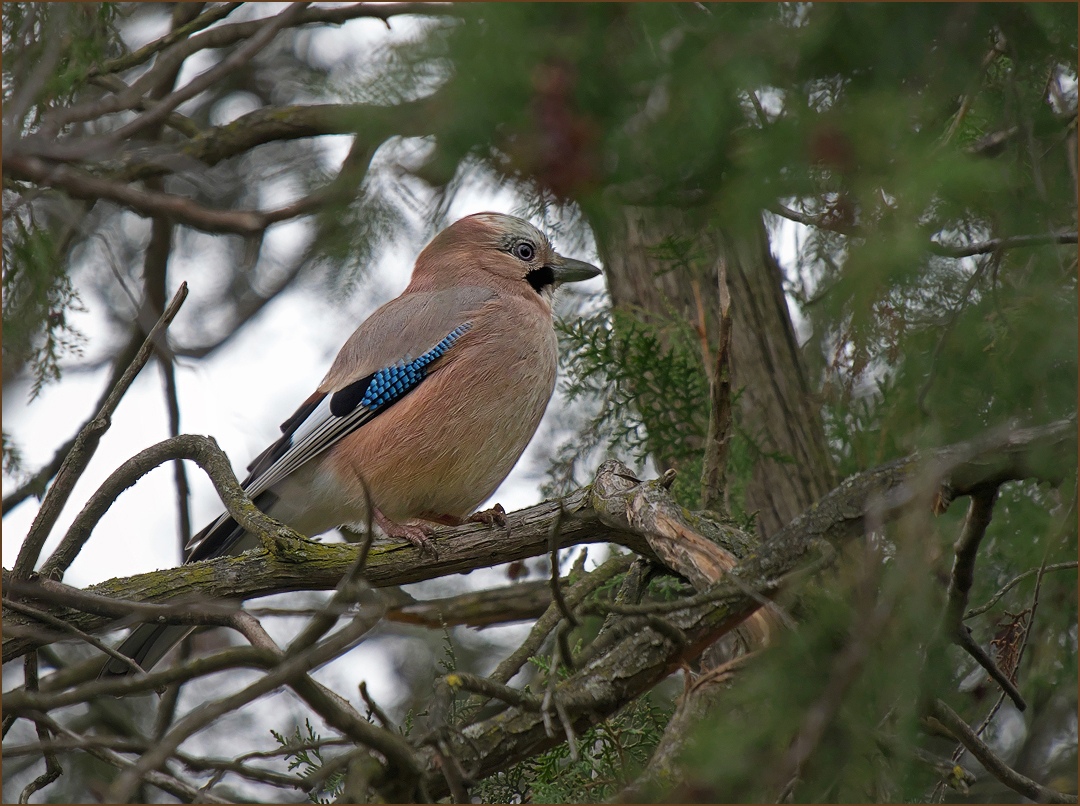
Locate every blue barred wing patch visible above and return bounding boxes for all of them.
[360,323,472,411]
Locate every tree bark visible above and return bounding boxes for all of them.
[591,204,836,538]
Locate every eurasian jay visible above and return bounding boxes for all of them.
[102,212,600,676]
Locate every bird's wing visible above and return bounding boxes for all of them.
[184,286,495,558]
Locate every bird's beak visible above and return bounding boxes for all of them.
[549,254,602,284]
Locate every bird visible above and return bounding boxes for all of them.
[101,212,600,676]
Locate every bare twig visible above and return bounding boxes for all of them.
[547,506,579,628]
[433,741,471,805]
[965,560,1077,619]
[11,283,188,582]
[385,578,554,628]
[17,654,63,804]
[359,680,395,730]
[928,698,1077,804]
[30,3,444,144]
[105,602,413,803]
[2,597,145,675]
[88,73,202,138]
[5,154,272,234]
[113,3,311,145]
[477,553,633,692]
[228,611,283,655]
[161,359,192,559]
[88,3,243,79]
[939,489,1026,710]
[27,712,233,804]
[37,432,289,583]
[445,672,541,711]
[4,574,239,626]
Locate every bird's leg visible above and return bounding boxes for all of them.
[374,508,439,559]
[421,503,508,528]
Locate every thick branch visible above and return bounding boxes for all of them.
[5,154,270,235]
[4,416,1073,665]
[422,416,1076,793]
[120,99,436,180]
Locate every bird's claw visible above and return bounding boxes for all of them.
[468,503,507,528]
[375,510,439,559]
[397,522,439,559]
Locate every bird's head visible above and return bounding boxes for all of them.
[409,212,601,303]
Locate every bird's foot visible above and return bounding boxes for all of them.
[466,503,507,528]
[419,504,508,529]
[374,509,439,560]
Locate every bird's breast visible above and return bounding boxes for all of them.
[326,295,558,522]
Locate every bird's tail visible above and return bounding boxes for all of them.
[100,623,195,677]
[98,504,261,678]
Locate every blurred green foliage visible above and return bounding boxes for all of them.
[1,3,123,131]
[1,215,86,401]
[473,693,672,804]
[388,3,1077,801]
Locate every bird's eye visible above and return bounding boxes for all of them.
[514,242,535,261]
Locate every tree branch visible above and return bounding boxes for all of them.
[4,416,1075,800]
[87,3,244,80]
[10,283,188,582]
[4,154,270,234]
[5,416,1074,665]
[770,202,1077,257]
[31,2,445,144]
[938,489,1027,710]
[927,698,1077,804]
[964,560,1077,619]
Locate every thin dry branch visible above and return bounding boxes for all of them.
[5,154,270,235]
[10,283,188,582]
[770,202,1077,257]
[111,3,310,146]
[104,599,411,803]
[964,560,1077,619]
[940,489,1027,710]
[87,3,243,80]
[928,698,1077,804]
[16,655,62,804]
[30,2,444,145]
[27,711,234,804]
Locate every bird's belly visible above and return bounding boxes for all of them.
[328,322,557,523]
